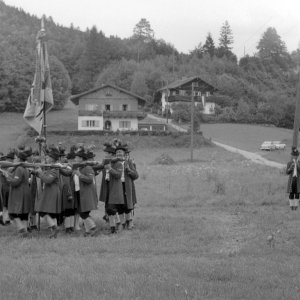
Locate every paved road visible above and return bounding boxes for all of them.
[147,114,285,169]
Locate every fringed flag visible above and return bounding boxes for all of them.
[23,18,53,135]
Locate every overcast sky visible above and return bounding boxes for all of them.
[3,0,300,58]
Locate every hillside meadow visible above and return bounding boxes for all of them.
[0,108,300,299]
[0,140,300,299]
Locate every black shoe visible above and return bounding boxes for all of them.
[110,227,116,234]
[49,226,59,239]
[30,225,38,231]
[90,227,98,237]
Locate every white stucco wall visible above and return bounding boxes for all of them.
[108,118,138,131]
[161,91,167,112]
[78,116,103,130]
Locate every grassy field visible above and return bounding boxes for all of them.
[1,107,300,299]
[0,142,300,299]
[201,123,293,163]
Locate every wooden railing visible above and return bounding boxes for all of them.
[78,110,147,119]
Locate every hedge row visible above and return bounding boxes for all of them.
[45,130,201,137]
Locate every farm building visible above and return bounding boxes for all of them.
[70,84,147,131]
[138,116,168,131]
[156,76,217,115]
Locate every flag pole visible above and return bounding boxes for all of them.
[292,72,300,149]
[190,82,195,162]
[41,15,47,141]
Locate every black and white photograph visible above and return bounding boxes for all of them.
[0,0,300,299]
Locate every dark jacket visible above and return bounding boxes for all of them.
[7,166,31,214]
[76,165,98,213]
[35,168,62,214]
[123,160,139,210]
[286,159,300,193]
[99,161,124,205]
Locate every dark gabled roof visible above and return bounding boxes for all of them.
[157,76,217,92]
[70,84,147,105]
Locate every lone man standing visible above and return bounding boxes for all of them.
[286,147,300,210]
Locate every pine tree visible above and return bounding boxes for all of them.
[203,32,215,57]
[133,18,154,43]
[257,27,288,60]
[217,21,234,58]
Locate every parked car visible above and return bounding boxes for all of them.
[273,141,286,150]
[260,141,276,151]
[260,141,286,151]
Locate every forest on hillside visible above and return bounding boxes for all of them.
[1,0,300,128]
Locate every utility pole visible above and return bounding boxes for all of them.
[292,73,300,149]
[190,82,195,161]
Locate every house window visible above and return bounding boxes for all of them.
[119,121,131,129]
[179,90,186,96]
[105,104,111,111]
[105,89,112,96]
[122,104,128,111]
[81,120,99,127]
[85,104,97,111]
[206,91,211,97]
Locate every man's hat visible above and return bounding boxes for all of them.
[6,149,15,160]
[66,145,77,160]
[86,144,96,160]
[16,149,29,161]
[46,145,60,161]
[74,146,87,159]
[291,147,299,156]
[103,142,115,154]
[112,139,128,152]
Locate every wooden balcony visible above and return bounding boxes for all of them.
[79,110,146,120]
[168,95,202,102]
[103,111,147,120]
[78,110,103,116]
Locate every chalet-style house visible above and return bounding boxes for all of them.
[157,76,217,115]
[70,84,147,131]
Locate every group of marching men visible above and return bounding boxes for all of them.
[0,138,138,238]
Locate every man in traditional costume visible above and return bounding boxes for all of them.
[35,146,62,238]
[73,146,98,236]
[6,148,31,237]
[0,149,15,225]
[99,141,124,234]
[115,143,138,230]
[286,147,300,210]
[58,146,76,233]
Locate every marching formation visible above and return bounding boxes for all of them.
[0,139,138,238]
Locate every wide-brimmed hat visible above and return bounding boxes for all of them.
[6,149,16,160]
[46,145,60,161]
[103,142,115,154]
[74,147,87,159]
[16,149,29,161]
[112,139,128,152]
[66,145,77,160]
[291,147,299,156]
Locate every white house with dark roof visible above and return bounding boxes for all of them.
[70,84,147,131]
[157,76,217,115]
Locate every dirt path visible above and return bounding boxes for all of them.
[213,140,285,169]
[147,114,285,169]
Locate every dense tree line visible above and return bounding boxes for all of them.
[0,1,300,129]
